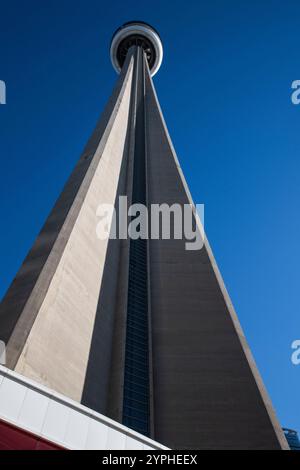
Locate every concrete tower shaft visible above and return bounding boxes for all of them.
[0,25,288,450]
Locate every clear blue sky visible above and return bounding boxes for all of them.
[0,0,299,435]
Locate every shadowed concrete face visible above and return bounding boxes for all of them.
[0,41,288,449]
[143,65,286,449]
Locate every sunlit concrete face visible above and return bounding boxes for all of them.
[13,64,133,400]
[0,24,289,449]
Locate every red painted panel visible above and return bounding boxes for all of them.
[0,419,65,450]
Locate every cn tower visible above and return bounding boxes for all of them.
[0,22,288,450]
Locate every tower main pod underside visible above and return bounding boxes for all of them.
[0,46,287,449]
